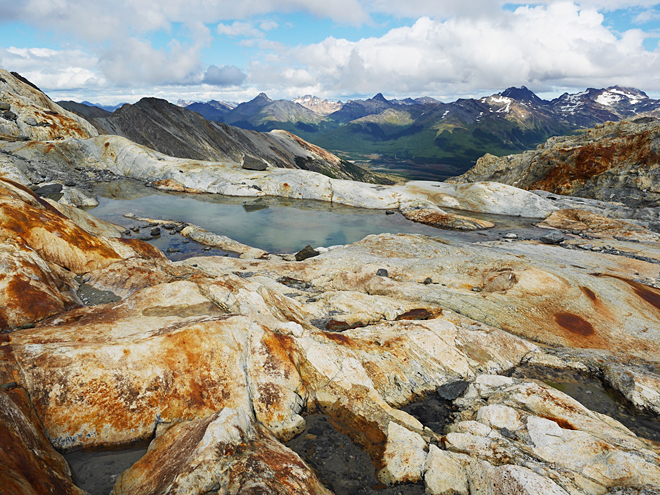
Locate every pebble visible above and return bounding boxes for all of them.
[150,227,161,236]
[472,287,482,292]
[376,268,389,277]
[423,277,433,284]
[504,233,518,239]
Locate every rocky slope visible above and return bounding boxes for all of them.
[60,97,385,183]
[2,69,660,495]
[450,118,660,208]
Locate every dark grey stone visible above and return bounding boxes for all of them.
[376,268,389,277]
[2,110,17,121]
[33,183,63,196]
[540,230,565,244]
[295,245,320,261]
[242,155,268,171]
[437,380,470,400]
[385,210,395,215]
[423,277,433,284]
[150,227,161,236]
[0,102,10,111]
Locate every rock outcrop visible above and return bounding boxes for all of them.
[0,69,97,141]
[450,119,660,208]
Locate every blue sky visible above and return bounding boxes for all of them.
[0,1,659,104]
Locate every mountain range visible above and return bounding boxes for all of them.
[58,97,388,184]
[179,86,660,180]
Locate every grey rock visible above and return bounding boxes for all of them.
[540,230,565,244]
[423,277,433,284]
[0,102,10,111]
[150,227,161,236]
[2,110,17,121]
[437,380,470,400]
[242,155,268,171]
[295,245,320,261]
[376,268,389,277]
[24,116,38,126]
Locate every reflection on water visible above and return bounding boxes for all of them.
[89,180,545,254]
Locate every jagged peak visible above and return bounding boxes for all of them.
[370,93,389,103]
[500,86,546,104]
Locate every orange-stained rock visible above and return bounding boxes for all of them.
[0,177,160,274]
[9,281,251,450]
[0,388,85,495]
[111,408,332,495]
[539,208,660,242]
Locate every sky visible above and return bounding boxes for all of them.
[0,0,659,105]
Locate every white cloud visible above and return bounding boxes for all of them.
[251,2,660,97]
[0,46,103,89]
[98,38,203,86]
[202,64,247,85]
[217,21,264,38]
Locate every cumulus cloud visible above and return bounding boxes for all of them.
[251,2,660,97]
[98,38,203,86]
[0,47,103,89]
[202,64,247,85]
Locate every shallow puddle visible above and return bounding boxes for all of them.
[512,365,660,443]
[286,414,426,495]
[88,180,547,255]
[64,447,148,495]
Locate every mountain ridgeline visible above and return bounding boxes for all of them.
[58,97,389,184]
[179,86,660,180]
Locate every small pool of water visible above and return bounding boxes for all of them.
[88,180,546,255]
[64,446,148,495]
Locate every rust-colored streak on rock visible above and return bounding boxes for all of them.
[581,286,597,302]
[626,280,660,312]
[395,308,432,321]
[5,276,65,324]
[554,312,595,337]
[327,407,388,470]
[323,331,354,346]
[325,319,366,331]
[0,201,122,273]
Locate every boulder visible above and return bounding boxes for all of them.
[242,155,268,170]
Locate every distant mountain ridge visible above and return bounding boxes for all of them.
[59,97,388,183]
[181,85,660,180]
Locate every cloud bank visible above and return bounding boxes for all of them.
[1,0,659,102]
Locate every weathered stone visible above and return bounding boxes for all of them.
[377,422,428,485]
[295,244,319,261]
[437,380,470,400]
[242,155,268,170]
[492,465,569,495]
[424,445,469,495]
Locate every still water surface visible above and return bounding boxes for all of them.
[89,180,540,255]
